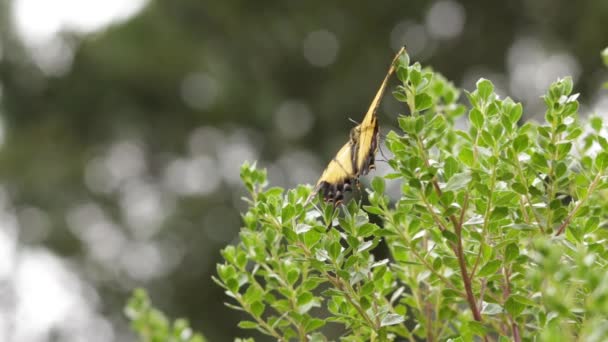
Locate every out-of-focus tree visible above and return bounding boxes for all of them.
[0,0,607,340]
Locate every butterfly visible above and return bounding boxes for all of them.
[312,47,406,204]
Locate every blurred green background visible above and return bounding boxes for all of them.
[0,0,607,340]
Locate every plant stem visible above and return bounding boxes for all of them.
[235,294,285,341]
[297,242,378,331]
[453,218,482,321]
[555,172,602,236]
[414,134,483,324]
[502,267,521,342]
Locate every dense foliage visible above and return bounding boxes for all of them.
[4,1,608,340]
[205,50,608,341]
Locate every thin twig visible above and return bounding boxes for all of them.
[555,172,602,236]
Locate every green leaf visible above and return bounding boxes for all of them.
[556,142,572,160]
[380,313,405,327]
[481,302,503,315]
[392,89,408,103]
[371,176,385,194]
[469,108,484,129]
[602,47,608,67]
[561,77,574,96]
[444,156,459,179]
[477,259,502,277]
[243,285,263,303]
[397,66,409,83]
[505,296,525,316]
[509,103,523,123]
[464,215,484,226]
[415,93,433,112]
[297,292,314,307]
[410,68,422,87]
[328,242,341,260]
[596,151,608,170]
[364,205,383,215]
[287,269,299,285]
[584,216,600,234]
[303,229,323,249]
[281,204,296,222]
[444,172,471,191]
[467,320,488,336]
[513,134,529,153]
[415,116,425,133]
[505,243,519,263]
[305,318,326,332]
[295,223,313,234]
[399,53,410,68]
[510,294,537,307]
[477,78,494,101]
[398,116,416,134]
[217,264,237,282]
[490,206,509,220]
[360,281,375,296]
[459,147,475,167]
[226,278,240,293]
[302,277,324,291]
[250,301,265,317]
[442,230,458,244]
[238,321,258,329]
[531,152,548,169]
[511,182,527,195]
[590,116,603,132]
[480,129,495,147]
[357,240,373,253]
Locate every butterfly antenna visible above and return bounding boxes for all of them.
[379,144,389,162]
[348,117,360,125]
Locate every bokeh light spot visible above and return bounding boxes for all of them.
[274,100,314,140]
[218,131,259,186]
[302,30,339,67]
[188,126,225,156]
[425,0,466,40]
[119,241,164,281]
[14,249,113,342]
[66,203,126,263]
[13,0,148,44]
[0,189,17,279]
[507,37,580,113]
[180,72,220,111]
[18,207,51,244]
[164,156,220,196]
[13,0,148,75]
[391,21,428,57]
[277,150,321,187]
[84,141,146,194]
[120,180,173,239]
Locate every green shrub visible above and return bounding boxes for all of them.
[213,49,608,341]
[127,48,608,341]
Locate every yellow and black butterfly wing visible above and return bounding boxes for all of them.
[311,47,406,205]
[355,47,405,175]
[315,138,357,204]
